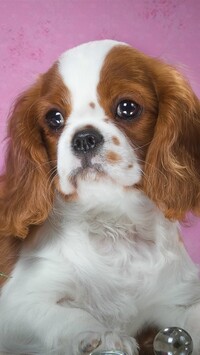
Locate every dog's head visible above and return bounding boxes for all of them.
[1,40,200,238]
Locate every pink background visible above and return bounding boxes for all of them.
[0,0,200,262]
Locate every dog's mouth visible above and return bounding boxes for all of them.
[69,162,105,187]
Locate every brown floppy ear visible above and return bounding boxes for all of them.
[0,78,54,239]
[143,61,200,220]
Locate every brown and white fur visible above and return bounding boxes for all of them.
[0,40,200,354]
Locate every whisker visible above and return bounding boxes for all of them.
[136,157,168,182]
[133,141,151,151]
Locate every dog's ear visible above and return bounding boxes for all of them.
[0,78,54,239]
[143,61,200,220]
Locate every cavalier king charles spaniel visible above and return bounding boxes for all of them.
[0,40,200,355]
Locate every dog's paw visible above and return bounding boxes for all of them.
[78,331,102,353]
[76,331,138,355]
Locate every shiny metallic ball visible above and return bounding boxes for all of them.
[153,327,193,354]
[90,351,127,355]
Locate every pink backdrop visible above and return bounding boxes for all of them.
[0,0,200,262]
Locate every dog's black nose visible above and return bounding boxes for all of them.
[72,128,103,155]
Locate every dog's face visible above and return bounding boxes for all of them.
[1,40,200,238]
[31,40,158,203]
[40,41,158,200]
[55,41,155,198]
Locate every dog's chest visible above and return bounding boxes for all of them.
[58,214,158,326]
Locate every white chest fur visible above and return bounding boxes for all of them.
[13,192,184,331]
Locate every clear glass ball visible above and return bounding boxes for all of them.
[90,351,127,355]
[153,327,193,354]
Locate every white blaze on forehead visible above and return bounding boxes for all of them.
[58,40,125,111]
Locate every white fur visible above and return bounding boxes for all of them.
[58,40,123,112]
[0,40,200,355]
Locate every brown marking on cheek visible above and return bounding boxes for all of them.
[97,45,158,163]
[106,151,122,163]
[39,63,72,165]
[128,164,133,169]
[89,102,95,109]
[112,136,120,146]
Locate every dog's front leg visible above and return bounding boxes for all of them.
[0,299,138,355]
[0,300,104,354]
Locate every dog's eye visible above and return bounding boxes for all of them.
[116,100,142,120]
[45,110,65,131]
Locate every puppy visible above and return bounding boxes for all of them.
[0,40,200,355]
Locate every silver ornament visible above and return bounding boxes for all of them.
[153,327,193,354]
[90,351,127,355]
